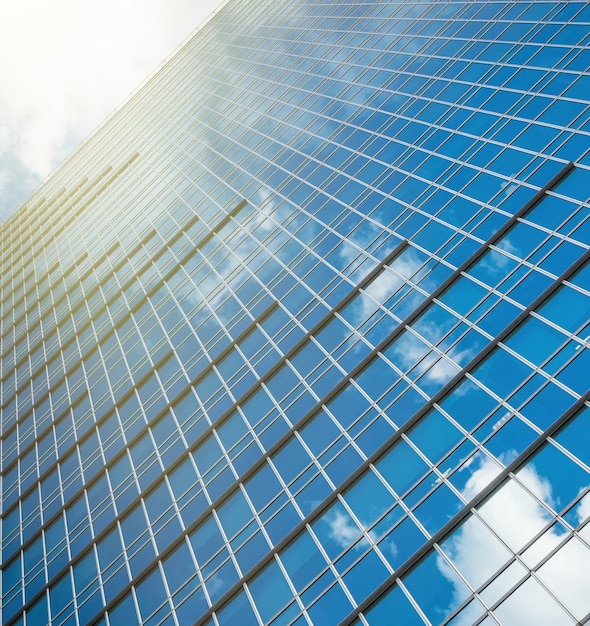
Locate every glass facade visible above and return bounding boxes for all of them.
[2,1,590,624]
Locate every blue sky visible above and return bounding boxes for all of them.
[0,0,226,222]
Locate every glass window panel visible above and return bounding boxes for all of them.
[477,471,553,553]
[505,316,566,366]
[375,438,429,496]
[479,559,527,607]
[272,436,312,485]
[300,410,341,457]
[469,244,520,288]
[344,470,394,529]
[527,194,574,231]
[536,535,590,620]
[343,549,389,605]
[414,482,463,535]
[441,515,512,589]
[554,407,590,467]
[362,583,425,625]
[135,569,168,623]
[516,443,590,513]
[471,296,521,337]
[174,586,209,624]
[161,541,197,595]
[216,590,258,626]
[204,557,239,604]
[538,284,590,334]
[312,501,364,560]
[519,380,575,431]
[474,347,533,398]
[306,581,352,625]
[108,593,140,626]
[280,531,327,593]
[326,383,371,430]
[508,268,554,307]
[521,520,570,569]
[378,515,428,570]
[244,463,282,512]
[49,573,74,623]
[404,549,470,623]
[408,407,464,464]
[555,345,590,396]
[493,576,575,625]
[189,517,224,566]
[248,559,293,624]
[217,489,253,541]
[440,379,499,432]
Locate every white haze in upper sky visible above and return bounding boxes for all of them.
[0,0,226,221]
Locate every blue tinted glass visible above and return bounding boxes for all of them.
[404,550,470,622]
[280,531,327,592]
[376,439,429,496]
[248,560,293,623]
[217,591,258,626]
[307,582,353,625]
[4,1,590,624]
[363,584,424,625]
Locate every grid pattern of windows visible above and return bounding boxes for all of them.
[2,1,590,625]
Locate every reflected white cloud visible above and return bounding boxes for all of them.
[425,348,472,384]
[176,189,289,325]
[390,319,474,387]
[338,221,382,268]
[251,186,278,233]
[361,270,403,318]
[206,572,228,600]
[348,248,424,328]
[325,507,394,556]
[576,492,590,523]
[535,532,590,620]
[438,454,590,624]
[498,172,519,201]
[479,239,518,273]
[326,509,363,549]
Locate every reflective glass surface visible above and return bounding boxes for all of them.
[2,1,590,625]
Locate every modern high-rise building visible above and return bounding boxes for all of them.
[2,1,590,625]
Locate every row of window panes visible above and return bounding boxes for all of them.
[0,243,434,552]
[4,211,584,596]
[3,204,583,556]
[6,262,589,623]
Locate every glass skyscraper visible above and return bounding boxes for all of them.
[2,1,590,624]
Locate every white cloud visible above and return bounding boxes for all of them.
[338,222,381,268]
[359,262,409,320]
[389,319,474,387]
[576,492,590,523]
[438,454,590,624]
[325,506,399,561]
[205,571,227,600]
[252,186,278,233]
[492,575,575,625]
[361,268,402,314]
[347,249,424,334]
[497,172,519,201]
[424,347,472,385]
[479,238,518,274]
[0,0,226,220]
[174,187,290,323]
[327,509,363,549]
[535,533,590,621]
[500,181,518,200]
[465,458,554,551]
[0,171,10,196]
